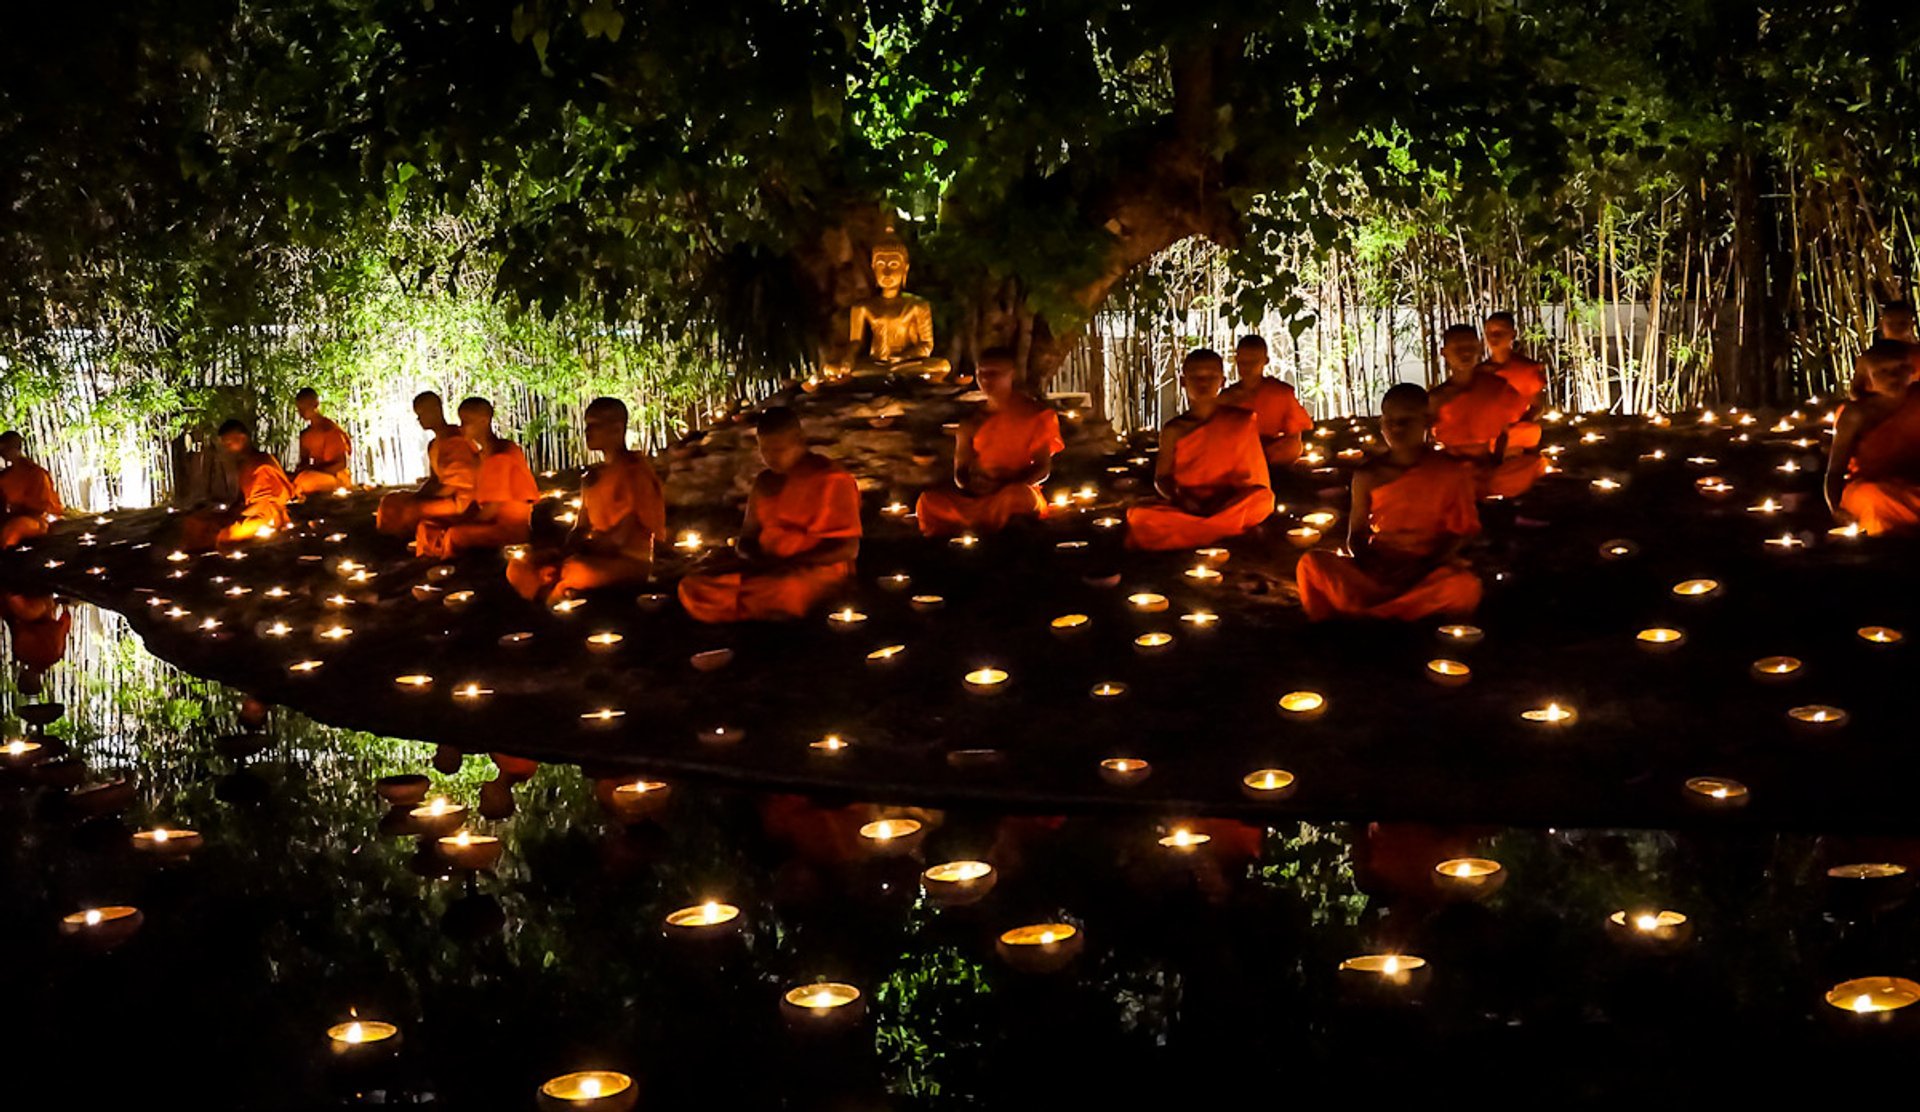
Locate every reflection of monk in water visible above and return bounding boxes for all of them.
[0,431,63,548]
[1,593,72,688]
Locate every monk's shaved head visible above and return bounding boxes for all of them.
[1382,382,1430,414]
[1859,338,1916,396]
[755,406,808,471]
[0,430,20,451]
[414,391,441,408]
[457,396,493,419]
[585,396,629,425]
[1183,347,1224,372]
[1236,335,1268,354]
[1378,382,1432,452]
[977,347,1018,372]
[295,387,319,404]
[756,406,802,438]
[1442,324,1479,343]
[583,396,630,454]
[217,419,252,439]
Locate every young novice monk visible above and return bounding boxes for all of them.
[181,421,296,551]
[507,396,665,602]
[1429,324,1542,499]
[1295,383,1482,621]
[0,431,63,548]
[679,406,862,622]
[1125,348,1275,550]
[1220,334,1314,466]
[414,397,540,560]
[290,388,354,498]
[376,391,480,536]
[1828,339,1920,534]
[915,347,1062,536]
[1476,312,1547,450]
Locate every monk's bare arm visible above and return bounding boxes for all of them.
[1344,469,1375,555]
[1152,424,1186,502]
[734,483,766,560]
[952,416,981,490]
[1826,405,1870,519]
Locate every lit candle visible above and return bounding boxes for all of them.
[1598,539,1639,561]
[809,734,852,755]
[1050,613,1091,636]
[437,830,504,870]
[1093,516,1123,529]
[1520,702,1577,726]
[664,900,741,934]
[1277,691,1327,721]
[1425,659,1471,687]
[1285,526,1322,549]
[1825,977,1920,1017]
[318,624,353,641]
[1635,627,1686,653]
[1750,655,1803,682]
[1183,565,1222,585]
[443,590,476,609]
[964,667,1009,694]
[1337,953,1429,991]
[606,780,671,821]
[1829,863,1907,880]
[910,594,945,611]
[0,738,44,768]
[826,607,868,628]
[1436,623,1484,645]
[878,572,912,591]
[551,598,587,615]
[1684,776,1750,808]
[780,983,865,1031]
[1606,909,1692,951]
[1671,578,1721,599]
[288,659,325,675]
[579,708,627,725]
[996,923,1082,973]
[60,905,143,950]
[537,1070,638,1111]
[452,682,494,701]
[1098,757,1151,786]
[130,828,203,858]
[1133,631,1174,654]
[858,818,924,855]
[1787,704,1849,731]
[1180,610,1219,629]
[1241,768,1297,800]
[1089,681,1129,701]
[585,632,624,652]
[674,531,705,551]
[1432,857,1505,900]
[1859,625,1905,646]
[1194,547,1230,567]
[1157,827,1211,852]
[699,725,745,746]
[326,1018,401,1060]
[393,674,434,692]
[1127,592,1169,614]
[408,797,468,836]
[949,533,980,549]
[1301,511,1338,529]
[881,501,909,517]
[921,860,997,906]
[866,643,907,665]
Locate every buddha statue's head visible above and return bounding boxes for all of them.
[870,231,910,297]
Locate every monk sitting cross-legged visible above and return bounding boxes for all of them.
[1125,348,1275,551]
[678,406,862,622]
[1828,340,1920,535]
[180,421,296,551]
[507,396,665,603]
[290,388,353,499]
[1429,323,1543,499]
[1476,312,1548,451]
[375,391,479,536]
[0,431,63,548]
[915,347,1063,536]
[414,397,540,560]
[1296,383,1482,622]
[1219,334,1314,466]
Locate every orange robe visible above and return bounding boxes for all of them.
[1433,374,1542,498]
[916,402,1063,535]
[679,453,862,622]
[1125,407,1274,550]
[1841,391,1920,534]
[292,416,353,496]
[376,427,480,534]
[1,594,71,671]
[0,459,62,547]
[415,440,539,559]
[1478,356,1547,450]
[1296,454,1482,621]
[1223,375,1314,464]
[507,452,666,599]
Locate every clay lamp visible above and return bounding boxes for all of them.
[1826,863,1913,912]
[1763,533,1805,551]
[1,739,44,769]
[964,667,1009,695]
[1425,659,1471,687]
[674,531,704,552]
[922,861,997,907]
[949,533,981,549]
[317,624,353,642]
[1606,909,1692,952]
[1336,954,1429,997]
[1099,757,1151,786]
[1635,627,1686,653]
[858,818,924,856]
[438,829,503,871]
[809,734,852,756]
[1671,578,1721,600]
[1521,702,1576,726]
[1825,978,1920,1019]
[1432,857,1505,900]
[1180,610,1220,630]
[443,590,476,610]
[1751,656,1803,683]
[71,778,135,817]
[1089,681,1129,701]
[1127,592,1169,614]
[881,502,909,517]
[538,1070,639,1111]
[580,632,624,654]
[664,900,741,938]
[1590,477,1622,493]
[866,644,907,667]
[1436,623,1484,646]
[1285,526,1322,549]
[551,598,588,615]
[1277,691,1327,721]
[409,797,467,837]
[61,906,143,950]
[1241,768,1297,800]
[1133,631,1174,655]
[376,775,431,806]
[699,725,745,746]
[1183,564,1222,585]
[910,594,945,611]
[1859,625,1905,647]
[1051,613,1091,637]
[1684,776,1750,809]
[781,983,865,1032]
[264,622,295,640]
[451,682,494,702]
[1787,704,1848,732]
[997,923,1083,973]
[1302,511,1338,529]
[131,828,203,860]
[1157,827,1211,853]
[1093,516,1123,529]
[607,780,671,821]
[1830,522,1862,539]
[393,674,434,693]
[826,607,867,629]
[1598,539,1639,561]
[1194,547,1230,567]
[878,572,912,591]
[691,648,734,671]
[326,1018,401,1062]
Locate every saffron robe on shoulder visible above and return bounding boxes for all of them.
[1433,374,1543,498]
[293,416,354,495]
[1125,408,1275,551]
[1841,390,1920,535]
[415,440,539,559]
[0,459,62,547]
[1296,454,1483,622]
[1222,375,1314,464]
[680,454,863,622]
[916,402,1063,535]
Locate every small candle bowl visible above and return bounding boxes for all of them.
[1050,613,1091,637]
[1606,909,1692,952]
[0,739,45,769]
[1277,691,1327,721]
[1598,539,1639,561]
[1089,681,1130,701]
[1425,659,1471,687]
[1158,827,1211,852]
[1671,578,1722,600]
[1825,977,1920,1019]
[1098,757,1151,786]
[964,667,1010,695]
[690,648,734,672]
[877,572,912,592]
[1788,704,1849,733]
[70,779,136,818]
[60,905,143,950]
[1183,565,1223,586]
[781,983,865,1033]
[1336,954,1430,998]
[326,1019,401,1061]
[1684,776,1750,809]
[437,830,503,871]
[664,901,741,937]
[19,702,66,728]
[1193,547,1231,567]
[130,828,203,860]
[809,734,853,756]
[1751,655,1803,683]
[858,818,925,856]
[1127,592,1169,614]
[996,923,1083,974]
[1133,631,1174,655]
[376,774,431,806]
[922,860,997,907]
[537,1070,639,1111]
[910,594,946,611]
[1285,526,1322,549]
[408,798,468,837]
[826,607,868,630]
[1432,857,1506,901]
[1240,768,1297,801]
[1826,863,1914,914]
[1436,624,1484,646]
[1859,625,1905,647]
[605,780,671,822]
[1520,702,1577,727]
[584,632,625,653]
[945,748,1005,771]
[865,643,907,668]
[699,725,746,746]
[1636,627,1686,653]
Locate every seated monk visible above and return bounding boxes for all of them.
[0,431,63,547]
[180,421,296,551]
[1125,348,1275,551]
[1849,301,1920,398]
[414,397,540,560]
[1477,311,1547,451]
[1220,334,1314,466]
[375,391,480,536]
[915,347,1063,536]
[1296,383,1482,621]
[1828,340,1920,534]
[678,406,862,622]
[290,387,353,498]
[2,592,72,677]
[507,396,666,602]
[1429,323,1543,499]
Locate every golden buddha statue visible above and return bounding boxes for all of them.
[822,232,952,381]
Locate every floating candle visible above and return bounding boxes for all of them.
[130,828,203,858]
[922,860,997,906]
[1277,691,1327,720]
[1098,757,1151,785]
[996,923,1082,973]
[964,667,1009,694]
[1635,627,1686,652]
[60,905,143,949]
[1432,858,1505,900]
[1825,977,1920,1016]
[1425,659,1471,686]
[1521,702,1577,725]
[538,1070,637,1110]
[664,901,740,931]
[438,830,504,870]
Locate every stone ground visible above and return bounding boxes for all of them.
[7,380,1920,831]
